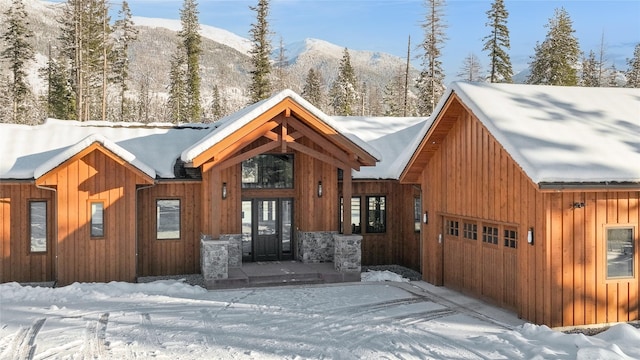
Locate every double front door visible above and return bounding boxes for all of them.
[242,198,293,262]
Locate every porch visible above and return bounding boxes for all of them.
[205,261,361,289]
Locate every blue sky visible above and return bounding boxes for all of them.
[64,0,640,81]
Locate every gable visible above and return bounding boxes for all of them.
[182,91,379,172]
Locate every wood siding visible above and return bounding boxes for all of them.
[415,95,640,327]
[137,182,202,277]
[349,181,421,271]
[0,183,56,283]
[37,148,150,285]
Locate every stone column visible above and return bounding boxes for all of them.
[333,234,362,273]
[200,235,229,280]
[220,234,242,268]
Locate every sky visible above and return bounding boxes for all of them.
[51,0,640,81]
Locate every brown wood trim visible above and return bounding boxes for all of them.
[438,212,520,228]
[241,188,296,198]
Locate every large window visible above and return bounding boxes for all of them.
[157,199,180,240]
[90,202,104,238]
[29,201,47,252]
[241,154,294,189]
[607,227,635,279]
[340,197,361,234]
[366,196,386,233]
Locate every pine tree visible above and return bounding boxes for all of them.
[59,0,112,121]
[382,67,406,116]
[625,43,640,88]
[111,1,137,121]
[1,0,35,123]
[527,7,580,86]
[40,52,76,120]
[607,64,620,87]
[167,51,187,123]
[580,50,600,87]
[248,0,272,103]
[178,0,202,122]
[274,36,289,92]
[208,84,226,121]
[329,48,358,116]
[457,53,483,82]
[482,0,512,83]
[416,0,447,116]
[302,68,323,108]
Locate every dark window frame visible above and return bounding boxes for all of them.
[340,196,361,234]
[366,196,386,234]
[463,222,477,240]
[29,200,48,253]
[606,225,635,280]
[414,197,421,233]
[241,154,294,189]
[482,225,499,245]
[90,201,105,239]
[156,198,181,240]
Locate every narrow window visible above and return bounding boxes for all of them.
[446,219,459,237]
[607,227,635,279]
[157,199,180,240]
[414,197,421,232]
[340,197,361,234]
[463,222,477,240]
[504,228,518,248]
[482,225,498,245]
[90,202,104,238]
[30,201,47,252]
[366,196,386,233]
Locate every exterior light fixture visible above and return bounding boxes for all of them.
[317,181,323,198]
[572,202,585,209]
[222,182,227,199]
[527,227,534,245]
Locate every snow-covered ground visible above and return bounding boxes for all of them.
[1,272,639,359]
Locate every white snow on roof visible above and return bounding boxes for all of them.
[443,82,640,184]
[181,89,382,165]
[0,119,212,179]
[33,133,156,180]
[334,116,430,179]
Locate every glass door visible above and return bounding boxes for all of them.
[242,198,293,262]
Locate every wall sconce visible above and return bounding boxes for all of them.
[423,211,429,224]
[572,202,585,209]
[527,227,534,245]
[317,181,323,198]
[222,182,227,199]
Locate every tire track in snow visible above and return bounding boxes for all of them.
[81,312,109,359]
[4,318,45,360]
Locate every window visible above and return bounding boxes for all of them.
[504,229,518,248]
[607,227,634,279]
[482,225,498,245]
[241,154,294,189]
[366,196,386,233]
[340,197,361,234]
[90,202,104,238]
[157,199,180,240]
[30,201,47,252]
[446,219,459,236]
[414,197,421,232]
[463,222,477,240]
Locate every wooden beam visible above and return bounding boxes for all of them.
[287,141,354,171]
[343,172,352,235]
[204,141,281,173]
[281,119,288,153]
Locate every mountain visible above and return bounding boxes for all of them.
[0,0,418,119]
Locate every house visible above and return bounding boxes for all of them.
[0,90,426,287]
[400,81,640,327]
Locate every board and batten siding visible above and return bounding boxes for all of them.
[36,148,151,285]
[137,182,202,277]
[0,183,56,283]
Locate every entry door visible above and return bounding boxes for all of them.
[242,199,293,262]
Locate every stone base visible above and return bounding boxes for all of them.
[220,234,242,268]
[200,237,229,280]
[333,234,362,273]
[296,231,337,263]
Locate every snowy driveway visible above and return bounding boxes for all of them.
[1,279,639,359]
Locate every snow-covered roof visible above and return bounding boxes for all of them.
[181,89,382,164]
[442,82,640,184]
[334,116,430,179]
[0,119,212,179]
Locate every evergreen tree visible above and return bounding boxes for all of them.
[274,36,289,92]
[457,53,483,82]
[167,51,187,123]
[59,0,112,121]
[625,43,640,88]
[527,7,580,86]
[329,48,358,116]
[580,50,600,87]
[1,0,35,123]
[178,0,202,122]
[302,68,323,108]
[482,0,512,83]
[248,0,272,103]
[111,1,137,121]
[607,64,621,87]
[40,53,76,119]
[209,84,226,121]
[416,0,447,116]
[382,67,406,116]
